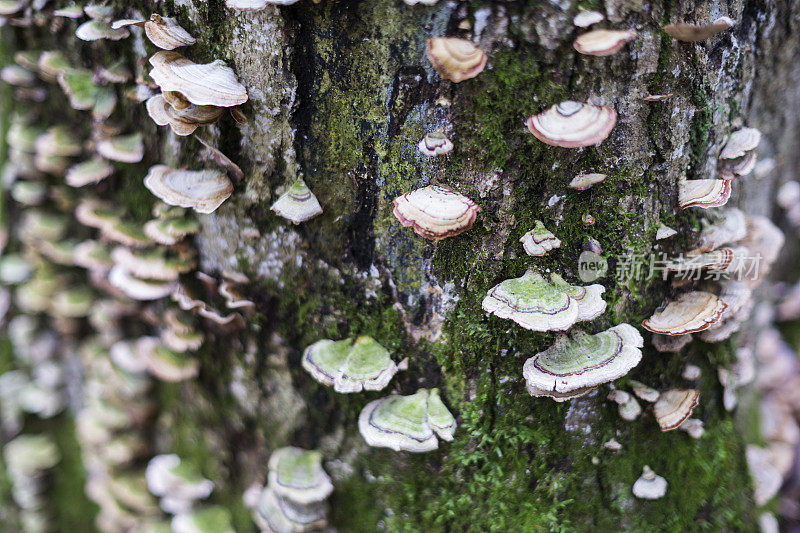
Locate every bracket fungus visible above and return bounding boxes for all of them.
[642,291,727,335]
[66,157,114,187]
[523,324,643,401]
[663,17,735,42]
[526,101,617,148]
[418,129,454,156]
[573,29,637,56]
[653,389,700,431]
[113,15,196,50]
[719,127,761,179]
[568,172,607,191]
[632,466,668,500]
[252,486,327,533]
[358,388,456,452]
[270,179,323,224]
[108,264,177,301]
[76,20,131,41]
[629,380,660,403]
[482,270,606,332]
[392,185,479,240]
[268,447,333,505]
[655,224,677,240]
[144,165,233,214]
[425,37,487,82]
[149,52,248,107]
[172,506,234,533]
[146,94,224,136]
[573,10,604,28]
[97,133,144,163]
[302,336,402,393]
[519,220,561,256]
[146,454,214,505]
[678,179,731,209]
[608,390,642,420]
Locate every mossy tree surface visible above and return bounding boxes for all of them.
[3,0,800,531]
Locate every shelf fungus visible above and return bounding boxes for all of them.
[719,127,761,179]
[270,179,323,224]
[358,388,456,452]
[108,264,177,301]
[573,29,637,56]
[97,133,144,163]
[144,165,233,214]
[66,157,114,187]
[252,486,327,533]
[568,173,606,190]
[526,101,617,148]
[58,68,118,119]
[146,454,214,505]
[76,20,131,41]
[144,213,201,245]
[392,185,479,240]
[520,220,561,256]
[663,17,735,42]
[482,270,606,332]
[425,37,487,82]
[632,466,667,500]
[655,224,677,240]
[573,10,604,28]
[113,15,196,50]
[523,324,643,402]
[642,291,726,335]
[629,380,660,403]
[268,447,333,505]
[302,336,403,393]
[653,389,700,431]
[149,51,248,107]
[143,345,200,382]
[607,389,642,420]
[690,208,747,253]
[172,506,235,533]
[678,179,731,209]
[111,247,195,281]
[418,129,453,156]
[146,94,224,136]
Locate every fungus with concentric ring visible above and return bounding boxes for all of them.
[359,388,455,452]
[523,324,643,401]
[425,37,487,82]
[392,185,479,240]
[526,101,617,148]
[482,270,606,332]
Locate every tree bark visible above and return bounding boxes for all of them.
[2,0,800,531]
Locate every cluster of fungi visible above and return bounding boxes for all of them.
[0,1,797,532]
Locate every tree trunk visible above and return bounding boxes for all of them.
[1,0,799,531]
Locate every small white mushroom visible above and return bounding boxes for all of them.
[418,129,453,156]
[678,418,704,439]
[682,364,702,381]
[655,224,677,240]
[568,173,607,190]
[519,220,561,256]
[632,466,667,500]
[573,10,604,28]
